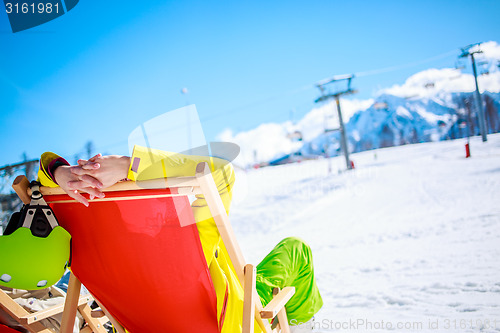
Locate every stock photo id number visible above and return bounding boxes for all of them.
[2,0,79,32]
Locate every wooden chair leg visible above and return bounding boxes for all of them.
[60,272,81,333]
[242,264,256,333]
[260,286,295,333]
[273,288,291,333]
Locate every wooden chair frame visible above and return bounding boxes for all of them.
[8,162,294,333]
[0,281,108,333]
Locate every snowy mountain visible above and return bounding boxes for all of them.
[301,90,500,158]
[219,41,500,167]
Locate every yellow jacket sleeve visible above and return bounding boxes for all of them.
[127,145,235,265]
[37,152,69,187]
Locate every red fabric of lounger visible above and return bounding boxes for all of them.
[46,188,219,333]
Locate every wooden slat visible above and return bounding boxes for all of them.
[0,289,30,320]
[44,191,201,204]
[15,174,201,203]
[80,326,92,333]
[80,320,108,333]
[97,315,110,325]
[253,291,270,332]
[277,311,290,333]
[21,295,93,324]
[0,289,52,333]
[33,177,199,196]
[78,304,108,333]
[90,310,106,318]
[260,287,295,319]
[242,264,256,333]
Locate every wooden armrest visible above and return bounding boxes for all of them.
[35,177,200,196]
[260,287,295,319]
[20,294,93,325]
[16,174,203,203]
[12,175,30,204]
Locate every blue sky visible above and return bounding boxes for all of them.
[1,0,499,166]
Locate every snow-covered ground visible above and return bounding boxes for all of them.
[230,133,500,332]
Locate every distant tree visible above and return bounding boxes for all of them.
[453,94,476,137]
[85,141,95,159]
[361,138,372,151]
[380,124,394,148]
[484,94,499,133]
[399,129,406,145]
[409,127,419,144]
[73,153,81,165]
[21,152,36,179]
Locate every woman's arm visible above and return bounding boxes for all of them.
[69,155,131,189]
[38,152,105,206]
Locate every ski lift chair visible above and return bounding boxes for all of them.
[10,162,295,333]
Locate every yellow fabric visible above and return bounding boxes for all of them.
[37,152,61,188]
[128,146,263,333]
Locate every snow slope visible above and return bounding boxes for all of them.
[230,133,500,332]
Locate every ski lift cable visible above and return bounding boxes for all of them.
[354,49,458,78]
[315,50,458,85]
[205,50,461,122]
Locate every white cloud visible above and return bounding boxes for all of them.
[216,128,234,142]
[216,122,302,166]
[472,41,500,60]
[380,41,500,98]
[217,99,373,167]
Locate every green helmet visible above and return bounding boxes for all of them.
[0,182,71,290]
